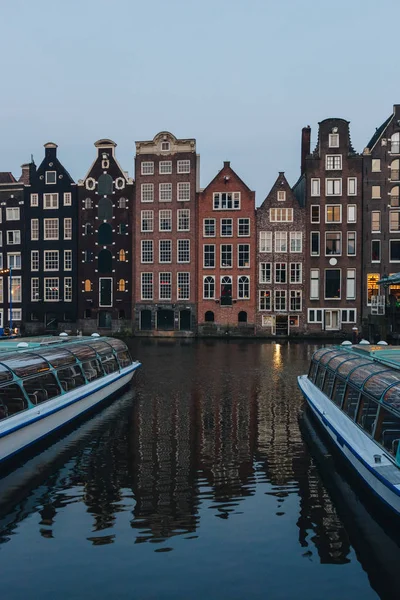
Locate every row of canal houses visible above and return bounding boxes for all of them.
[1,105,400,338]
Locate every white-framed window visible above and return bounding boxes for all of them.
[238,244,250,268]
[270,208,293,222]
[308,309,323,323]
[277,191,286,202]
[8,308,22,321]
[259,290,271,311]
[141,210,154,232]
[118,197,127,209]
[98,277,113,307]
[178,209,190,231]
[391,133,400,154]
[0,254,3,270]
[326,179,342,196]
[177,182,190,201]
[177,272,190,300]
[159,183,172,202]
[325,231,342,256]
[259,231,272,252]
[141,272,153,300]
[141,240,153,263]
[203,244,215,268]
[371,239,380,262]
[63,192,72,206]
[203,275,215,299]
[159,161,172,174]
[329,133,339,148]
[213,192,240,210]
[325,204,342,223]
[159,209,172,231]
[9,276,21,303]
[161,141,170,152]
[64,249,72,271]
[310,269,319,299]
[221,218,233,237]
[390,211,400,232]
[44,250,59,271]
[159,240,172,263]
[275,231,287,252]
[177,160,190,174]
[159,272,172,300]
[238,275,250,299]
[347,232,357,256]
[326,155,342,170]
[259,262,271,283]
[238,218,250,236]
[348,178,357,196]
[0,232,2,247]
[84,198,93,209]
[6,208,20,221]
[347,205,357,223]
[31,250,39,271]
[45,171,57,184]
[44,193,59,209]
[275,290,286,311]
[290,290,302,311]
[290,232,302,252]
[43,218,58,240]
[341,309,357,323]
[275,262,287,283]
[44,277,59,301]
[6,230,20,245]
[221,244,232,267]
[30,193,39,207]
[346,269,356,300]
[325,268,341,300]
[390,240,400,262]
[141,161,154,175]
[64,277,72,302]
[290,263,302,283]
[372,185,381,199]
[371,211,381,232]
[7,252,21,269]
[204,218,216,237]
[311,205,320,223]
[31,277,39,301]
[141,183,154,203]
[311,231,320,256]
[311,179,320,196]
[64,218,72,240]
[178,239,190,263]
[372,159,381,172]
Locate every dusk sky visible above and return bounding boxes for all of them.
[1,0,399,203]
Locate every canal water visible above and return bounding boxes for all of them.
[0,339,399,600]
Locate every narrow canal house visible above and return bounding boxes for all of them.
[134,132,198,334]
[256,172,306,336]
[23,143,77,333]
[197,161,256,334]
[294,120,363,335]
[362,104,400,340]
[77,139,134,332]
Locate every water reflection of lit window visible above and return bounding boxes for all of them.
[273,343,282,369]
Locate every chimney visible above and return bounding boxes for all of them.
[19,162,36,184]
[301,126,311,174]
[44,142,58,161]
[223,161,230,168]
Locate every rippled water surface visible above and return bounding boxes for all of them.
[1,339,398,599]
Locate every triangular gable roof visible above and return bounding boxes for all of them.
[366,114,393,151]
[258,172,294,210]
[0,172,16,184]
[80,140,131,183]
[201,162,253,194]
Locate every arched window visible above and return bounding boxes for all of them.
[84,198,93,209]
[392,159,400,181]
[391,133,400,155]
[118,279,126,292]
[84,223,92,235]
[118,249,126,262]
[84,279,92,292]
[221,276,232,306]
[238,275,250,299]
[98,223,112,245]
[205,311,214,322]
[118,197,127,208]
[203,276,215,299]
[98,174,113,195]
[391,186,400,208]
[98,249,112,273]
[98,197,113,220]
[238,311,247,323]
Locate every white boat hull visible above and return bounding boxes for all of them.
[0,364,139,464]
[298,374,400,516]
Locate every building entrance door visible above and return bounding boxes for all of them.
[140,309,152,330]
[325,310,340,330]
[157,309,174,330]
[275,315,288,335]
[179,310,191,331]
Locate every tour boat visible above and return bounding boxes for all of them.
[298,343,400,516]
[0,335,140,464]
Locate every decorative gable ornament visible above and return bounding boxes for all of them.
[115,177,125,190]
[86,177,96,190]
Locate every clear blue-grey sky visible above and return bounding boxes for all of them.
[1,0,399,203]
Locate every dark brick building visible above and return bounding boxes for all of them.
[77,139,134,333]
[256,172,306,335]
[134,132,198,334]
[197,161,256,334]
[294,120,362,334]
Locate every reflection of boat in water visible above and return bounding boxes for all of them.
[0,336,140,464]
[298,344,400,516]
[300,409,400,599]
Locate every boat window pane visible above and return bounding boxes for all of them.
[357,395,379,435]
[23,373,61,404]
[117,350,132,368]
[349,363,391,387]
[343,385,360,420]
[57,365,85,392]
[65,344,96,361]
[0,363,13,383]
[82,359,103,382]
[337,359,371,378]
[319,350,343,365]
[315,366,326,390]
[364,372,400,399]
[383,384,400,411]
[376,408,400,455]
[105,338,128,353]
[322,370,335,398]
[312,348,333,363]
[327,355,356,373]
[0,384,28,418]
[100,353,119,375]
[35,348,76,369]
[3,353,50,378]
[332,378,346,407]
[86,340,114,354]
[308,361,318,382]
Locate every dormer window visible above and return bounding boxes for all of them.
[45,171,57,184]
[277,191,286,202]
[329,131,339,148]
[161,141,170,151]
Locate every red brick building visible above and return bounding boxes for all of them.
[197,162,256,334]
[134,132,198,334]
[256,172,306,336]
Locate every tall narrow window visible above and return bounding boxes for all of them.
[310,270,319,299]
[64,218,72,240]
[118,279,126,292]
[311,232,320,256]
[31,219,39,241]
[203,276,215,299]
[238,276,250,299]
[84,279,92,292]
[371,240,381,262]
[346,269,356,300]
[371,211,381,232]
[177,272,190,300]
[118,249,126,262]
[347,232,356,256]
[259,231,272,252]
